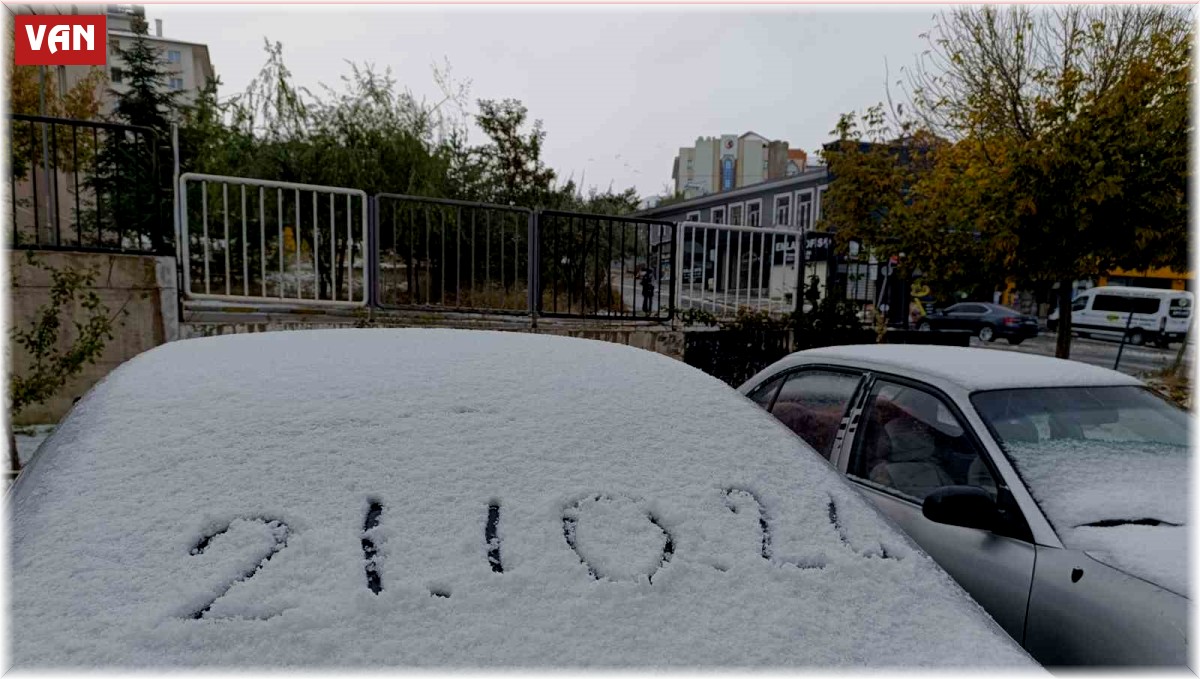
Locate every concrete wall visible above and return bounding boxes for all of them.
[9,250,178,425]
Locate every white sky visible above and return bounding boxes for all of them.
[151,4,940,198]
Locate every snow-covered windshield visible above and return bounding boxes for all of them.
[971,386,1189,594]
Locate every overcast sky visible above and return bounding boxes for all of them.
[152,4,939,198]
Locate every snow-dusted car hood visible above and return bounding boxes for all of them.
[1005,439,1188,596]
[10,330,1035,668]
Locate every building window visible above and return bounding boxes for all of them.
[746,200,762,227]
[169,78,184,91]
[710,207,726,225]
[729,204,744,226]
[795,190,814,231]
[816,185,829,224]
[109,41,121,55]
[774,194,791,228]
[110,67,123,83]
[167,50,181,63]
[685,212,701,222]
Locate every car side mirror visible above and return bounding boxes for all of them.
[922,486,1001,532]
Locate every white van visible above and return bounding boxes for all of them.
[1048,286,1192,347]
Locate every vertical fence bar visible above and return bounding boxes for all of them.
[607,219,614,315]
[455,207,462,308]
[768,233,776,314]
[485,211,492,295]
[566,215,575,314]
[729,231,739,311]
[9,163,16,247]
[439,210,446,306]
[512,211,519,308]
[329,192,336,301]
[259,187,266,298]
[30,123,40,242]
[592,218,600,316]
[277,189,284,298]
[312,191,318,300]
[72,125,81,246]
[92,127,101,246]
[201,181,210,294]
[424,207,432,306]
[346,194,352,303]
[241,185,248,297]
[549,214,557,313]
[470,209,476,302]
[51,123,60,246]
[294,189,301,299]
[223,183,230,296]
[701,227,709,312]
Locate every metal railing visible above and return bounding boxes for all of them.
[179,173,369,307]
[536,210,675,321]
[675,221,804,318]
[8,114,166,254]
[373,194,534,314]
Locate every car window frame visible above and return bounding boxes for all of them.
[839,371,1021,519]
[748,365,869,462]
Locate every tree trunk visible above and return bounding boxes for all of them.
[1054,279,1073,359]
[1171,323,1189,377]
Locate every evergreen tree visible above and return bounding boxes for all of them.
[90,13,180,252]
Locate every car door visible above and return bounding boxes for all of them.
[835,374,1036,644]
[948,303,988,333]
[746,367,866,462]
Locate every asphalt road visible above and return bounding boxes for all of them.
[969,331,1193,378]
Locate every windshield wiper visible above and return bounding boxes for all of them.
[1076,518,1182,528]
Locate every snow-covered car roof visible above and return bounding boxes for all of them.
[759,344,1142,392]
[10,330,1034,668]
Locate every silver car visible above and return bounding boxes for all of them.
[739,344,1189,667]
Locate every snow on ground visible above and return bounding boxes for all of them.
[13,424,55,467]
[9,329,1036,668]
[1005,439,1188,596]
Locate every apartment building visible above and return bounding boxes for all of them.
[8,4,215,110]
[671,132,809,199]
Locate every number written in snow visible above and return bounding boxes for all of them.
[562,494,674,583]
[187,517,291,620]
[185,493,897,613]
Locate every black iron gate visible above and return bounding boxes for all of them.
[367,196,675,321]
[536,210,675,321]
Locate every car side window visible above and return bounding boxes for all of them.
[1071,297,1088,312]
[747,375,785,409]
[766,370,862,460]
[849,380,997,502]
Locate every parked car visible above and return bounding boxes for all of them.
[739,344,1189,667]
[8,330,1036,669]
[917,302,1038,344]
[1048,286,1192,348]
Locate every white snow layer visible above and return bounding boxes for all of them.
[9,329,1036,668]
[763,344,1142,392]
[1005,439,1188,596]
[13,424,55,466]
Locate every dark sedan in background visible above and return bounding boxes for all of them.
[917,302,1039,345]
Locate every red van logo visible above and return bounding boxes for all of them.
[14,15,106,66]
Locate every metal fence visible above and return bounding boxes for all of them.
[537,210,675,321]
[676,221,804,318]
[374,194,533,314]
[8,114,166,253]
[179,173,369,307]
